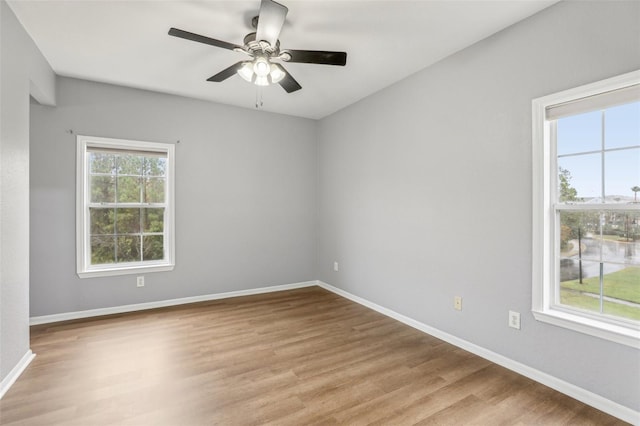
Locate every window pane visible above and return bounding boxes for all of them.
[90,175,115,203]
[559,258,596,283]
[600,211,639,265]
[575,235,601,263]
[116,208,140,234]
[91,236,115,265]
[116,236,141,263]
[89,153,115,175]
[604,148,639,200]
[145,157,166,177]
[557,154,601,202]
[605,101,640,150]
[560,257,603,284]
[142,208,164,233]
[559,210,600,258]
[559,262,640,319]
[143,235,164,261]
[90,208,114,235]
[557,110,602,155]
[602,266,640,321]
[117,154,143,175]
[117,176,142,203]
[559,260,601,314]
[144,177,165,203]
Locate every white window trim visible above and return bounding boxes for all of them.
[76,135,175,278]
[532,70,640,349]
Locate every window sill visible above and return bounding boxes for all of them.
[533,308,640,349]
[78,263,174,279]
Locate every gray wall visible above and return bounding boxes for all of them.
[0,0,55,382]
[318,0,640,412]
[29,77,317,316]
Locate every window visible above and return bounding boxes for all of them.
[77,135,175,278]
[532,71,640,348]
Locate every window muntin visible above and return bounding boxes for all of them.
[77,136,175,277]
[532,71,640,348]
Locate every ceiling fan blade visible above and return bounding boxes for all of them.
[207,62,245,82]
[168,28,241,51]
[274,64,301,93]
[255,0,288,47]
[284,50,347,66]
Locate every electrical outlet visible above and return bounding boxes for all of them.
[333,261,339,272]
[137,276,145,287]
[454,296,462,311]
[509,310,521,329]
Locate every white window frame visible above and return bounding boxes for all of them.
[76,135,175,278]
[532,70,640,348]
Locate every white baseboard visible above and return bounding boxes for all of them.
[317,281,639,425]
[30,281,317,326]
[0,350,35,399]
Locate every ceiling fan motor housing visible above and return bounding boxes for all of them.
[243,32,280,57]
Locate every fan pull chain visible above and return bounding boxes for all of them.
[255,87,264,109]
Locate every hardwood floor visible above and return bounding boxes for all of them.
[0,287,627,425]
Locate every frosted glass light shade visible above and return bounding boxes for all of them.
[254,75,269,86]
[253,57,271,77]
[269,64,285,84]
[237,62,254,82]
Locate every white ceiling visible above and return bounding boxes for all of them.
[8,0,558,119]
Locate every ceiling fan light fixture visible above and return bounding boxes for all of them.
[254,75,270,86]
[237,62,254,82]
[253,57,271,77]
[237,58,285,87]
[269,64,285,84]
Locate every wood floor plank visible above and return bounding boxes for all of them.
[0,287,628,425]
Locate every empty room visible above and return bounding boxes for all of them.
[1,0,639,424]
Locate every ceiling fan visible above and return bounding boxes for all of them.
[168,0,347,93]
